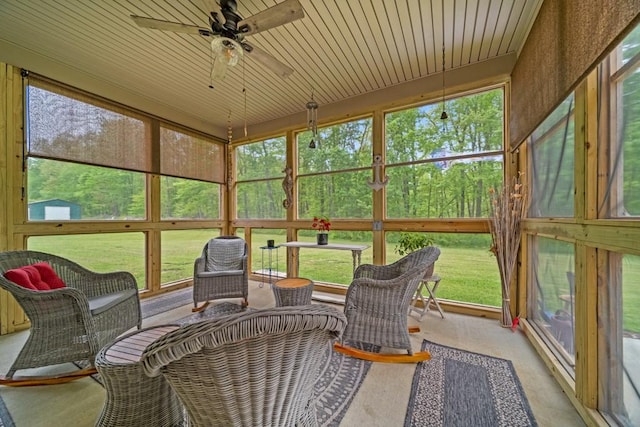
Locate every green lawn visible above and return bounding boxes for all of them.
[26,231,640,326]
[29,230,502,307]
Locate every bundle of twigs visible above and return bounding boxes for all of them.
[489,172,528,328]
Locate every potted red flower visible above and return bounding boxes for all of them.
[312,216,331,245]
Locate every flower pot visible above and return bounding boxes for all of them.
[317,233,329,245]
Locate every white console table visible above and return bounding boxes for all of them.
[280,241,370,277]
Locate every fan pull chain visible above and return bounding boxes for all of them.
[440,0,447,121]
[243,59,247,137]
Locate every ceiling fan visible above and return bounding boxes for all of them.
[131,0,304,82]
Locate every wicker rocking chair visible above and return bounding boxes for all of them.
[192,236,249,312]
[0,250,141,386]
[141,305,346,427]
[334,246,440,363]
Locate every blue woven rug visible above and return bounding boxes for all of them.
[0,394,14,427]
[140,287,192,318]
[405,340,537,427]
[315,342,376,427]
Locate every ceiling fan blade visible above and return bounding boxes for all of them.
[199,0,225,25]
[130,15,211,36]
[238,0,304,37]
[246,44,294,79]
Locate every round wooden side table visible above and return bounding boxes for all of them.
[272,277,314,306]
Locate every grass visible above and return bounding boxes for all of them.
[27,231,640,325]
[28,230,503,306]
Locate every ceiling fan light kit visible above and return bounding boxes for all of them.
[210,37,243,81]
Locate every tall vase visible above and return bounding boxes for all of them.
[317,232,329,245]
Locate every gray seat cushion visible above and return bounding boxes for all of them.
[88,288,138,316]
[198,270,244,278]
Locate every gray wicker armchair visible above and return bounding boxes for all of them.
[0,250,141,385]
[192,236,248,312]
[334,246,440,363]
[141,305,347,427]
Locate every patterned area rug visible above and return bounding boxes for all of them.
[175,302,252,324]
[0,395,14,427]
[140,287,192,318]
[404,340,537,427]
[315,342,376,427]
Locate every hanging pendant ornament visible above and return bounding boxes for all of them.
[306,89,319,148]
[440,0,448,121]
[367,155,389,191]
[227,111,233,188]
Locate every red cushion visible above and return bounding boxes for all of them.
[4,268,38,290]
[32,262,66,289]
[21,265,50,290]
[3,263,67,291]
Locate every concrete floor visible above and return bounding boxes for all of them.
[0,280,585,426]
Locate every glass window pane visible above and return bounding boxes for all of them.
[236,180,286,219]
[609,65,640,217]
[161,229,220,285]
[295,231,373,286]
[28,158,145,220]
[529,236,576,366]
[620,254,640,425]
[599,252,640,425]
[386,232,500,307]
[620,24,640,66]
[386,157,502,218]
[385,89,504,165]
[298,118,372,174]
[161,176,220,219]
[298,171,372,219]
[160,126,224,183]
[236,137,286,181]
[27,233,146,290]
[236,228,287,281]
[27,82,150,173]
[529,94,575,218]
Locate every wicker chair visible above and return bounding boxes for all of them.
[334,246,440,363]
[141,305,347,427]
[0,250,141,386]
[192,236,248,312]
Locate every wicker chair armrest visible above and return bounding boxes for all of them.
[349,276,403,290]
[69,270,139,299]
[194,256,206,275]
[241,255,248,275]
[345,268,426,308]
[2,284,95,325]
[353,263,396,281]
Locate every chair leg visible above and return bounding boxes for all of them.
[333,343,431,363]
[0,365,97,387]
[192,301,210,312]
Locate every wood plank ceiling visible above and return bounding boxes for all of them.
[0,0,542,140]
